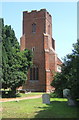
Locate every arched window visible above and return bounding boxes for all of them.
[30,66,39,80]
[32,47,35,52]
[32,23,36,33]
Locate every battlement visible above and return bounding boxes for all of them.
[23,9,46,13]
[23,9,51,18]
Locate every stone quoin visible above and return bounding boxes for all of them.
[20,9,62,92]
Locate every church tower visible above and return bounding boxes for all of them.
[20,9,62,92]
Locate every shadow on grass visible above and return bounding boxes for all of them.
[31,100,79,120]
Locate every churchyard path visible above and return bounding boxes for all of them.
[0,95,42,102]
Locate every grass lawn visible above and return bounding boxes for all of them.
[1,97,79,119]
[17,92,44,98]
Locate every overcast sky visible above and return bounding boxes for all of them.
[1,1,77,60]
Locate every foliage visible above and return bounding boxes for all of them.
[50,91,62,98]
[0,18,3,89]
[1,18,33,94]
[51,39,79,99]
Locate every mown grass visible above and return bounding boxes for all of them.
[18,92,44,98]
[1,98,79,119]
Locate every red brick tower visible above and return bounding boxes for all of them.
[20,9,62,92]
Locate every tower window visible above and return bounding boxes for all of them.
[32,23,36,33]
[32,47,35,52]
[30,66,39,80]
[48,25,50,34]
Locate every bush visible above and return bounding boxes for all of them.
[50,91,63,98]
[51,40,79,100]
[1,90,19,98]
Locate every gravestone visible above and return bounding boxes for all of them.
[63,89,70,98]
[42,94,50,104]
[63,89,76,106]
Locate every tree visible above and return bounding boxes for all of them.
[1,19,33,95]
[0,18,3,89]
[51,39,79,99]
